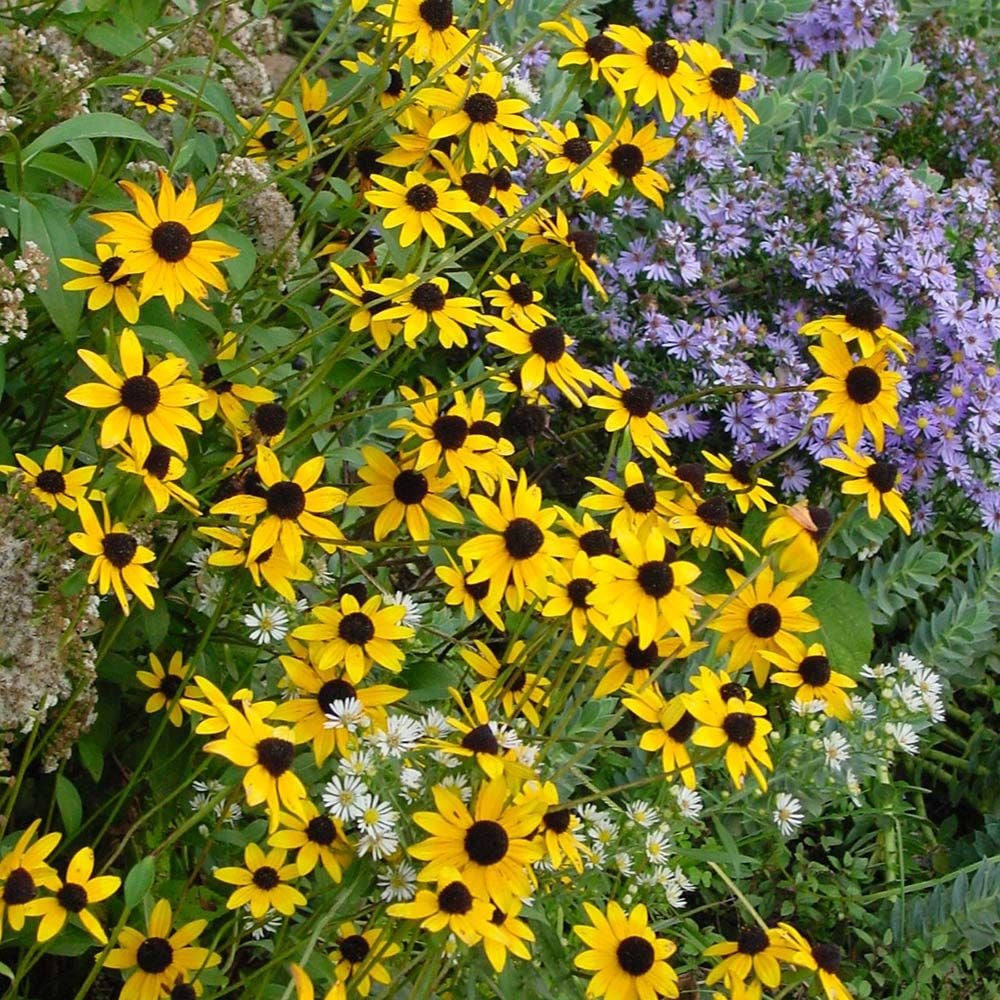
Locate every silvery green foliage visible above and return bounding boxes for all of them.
[858,539,947,628]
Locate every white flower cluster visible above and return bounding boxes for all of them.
[0,232,49,345]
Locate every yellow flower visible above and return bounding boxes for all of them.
[0,445,95,511]
[116,442,200,515]
[328,262,401,350]
[540,550,614,646]
[60,242,140,322]
[482,897,535,972]
[515,780,587,873]
[669,491,758,559]
[463,638,551,726]
[519,206,607,300]
[23,847,120,944]
[376,0,473,66]
[435,554,506,631]
[270,803,352,880]
[586,115,675,208]
[123,86,177,115]
[762,638,857,720]
[198,332,276,432]
[371,273,486,349]
[622,684,697,788]
[291,965,346,1000]
[215,843,307,919]
[761,502,832,584]
[69,497,158,613]
[533,118,616,197]
[800,291,911,361]
[330,921,401,995]
[387,866,498,946]
[137,651,195,726]
[681,41,759,141]
[540,17,621,87]
[66,327,205,464]
[702,452,776,513]
[0,819,61,940]
[603,26,695,121]
[581,461,677,540]
[588,363,670,458]
[704,925,799,996]
[482,273,554,331]
[822,443,911,534]
[200,525,313,603]
[104,897,220,1000]
[365,170,474,248]
[91,170,238,312]
[777,923,854,1000]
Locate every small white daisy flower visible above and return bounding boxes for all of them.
[670,785,703,820]
[322,774,368,821]
[822,731,851,770]
[243,602,289,644]
[356,792,398,835]
[625,799,659,828]
[372,714,425,757]
[773,792,804,837]
[390,590,424,628]
[358,827,400,860]
[886,721,919,755]
[378,860,416,901]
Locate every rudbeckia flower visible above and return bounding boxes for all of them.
[0,445,95,511]
[821,443,911,533]
[586,115,675,208]
[136,651,195,726]
[60,243,140,322]
[376,0,472,66]
[0,820,61,940]
[540,17,621,87]
[387,866,498,946]
[123,86,177,115]
[761,638,857,720]
[602,25,695,121]
[622,684,698,788]
[365,170,474,248]
[215,843,307,919]
[681,40,759,141]
[800,290,911,361]
[587,363,670,458]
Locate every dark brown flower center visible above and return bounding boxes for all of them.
[318,678,357,714]
[464,819,509,865]
[624,636,658,670]
[636,560,674,598]
[737,925,769,955]
[491,167,512,191]
[722,712,756,746]
[866,460,898,493]
[461,723,498,754]
[338,611,376,646]
[543,808,571,833]
[529,324,566,362]
[729,460,753,486]
[807,505,832,538]
[747,602,781,638]
[562,137,592,164]
[623,481,657,513]
[140,88,166,107]
[120,375,161,415]
[645,40,678,76]
[266,480,306,519]
[461,172,493,205]
[143,444,171,480]
[57,882,89,913]
[610,143,644,179]
[584,33,615,61]
[393,469,429,505]
[720,681,746,702]
[697,496,730,527]
[433,414,468,450]
[256,737,295,776]
[169,984,196,1000]
[386,69,405,97]
[845,365,882,405]
[667,710,696,743]
[464,93,498,124]
[418,0,453,30]
[579,528,614,556]
[2,868,36,905]
[508,281,535,305]
[252,866,280,890]
[340,933,370,963]
[844,293,883,332]
[254,403,288,438]
[465,576,490,600]
[151,220,193,263]
[438,880,472,914]
[799,654,831,687]
[405,183,438,212]
[568,229,597,260]
[621,385,654,417]
[202,362,233,393]
[102,532,138,568]
[468,419,500,442]
[617,935,655,975]
[411,282,446,313]
[99,255,129,285]
[709,66,742,99]
[812,942,843,973]
[159,673,183,698]
[675,462,706,493]
[136,936,173,973]
[567,578,595,608]
[35,468,66,495]
[504,517,544,559]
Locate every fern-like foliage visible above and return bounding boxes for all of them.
[858,539,948,628]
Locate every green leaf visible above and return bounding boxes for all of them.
[803,578,874,677]
[76,736,104,783]
[55,774,83,836]
[21,112,161,164]
[211,225,256,289]
[138,596,170,649]
[124,856,156,908]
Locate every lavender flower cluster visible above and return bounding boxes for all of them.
[569,116,1000,533]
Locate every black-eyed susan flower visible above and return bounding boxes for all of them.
[687,683,773,790]
[422,71,533,166]
[800,291,911,361]
[483,273,554,331]
[198,332,276,432]
[181,675,277,737]
[123,86,177,115]
[463,639,550,726]
[330,922,400,995]
[409,777,544,910]
[209,445,348,565]
[587,624,696,698]
[573,900,679,1000]
[341,53,416,126]
[203,700,308,830]
[240,114,298,169]
[347,445,463,544]
[486,320,595,407]
[371,273,486,349]
[809,332,902,452]
[622,684,697,788]
[104,898,219,1000]
[23,846,120,944]
[704,925,799,997]
[215,843,306,919]
[0,820,61,940]
[291,965,347,1000]
[271,641,406,764]
[69,497,158,613]
[270,804,352,880]
[703,452,776,513]
[458,471,574,611]
[270,76,348,161]
[517,781,586,872]
[519,207,607,299]
[436,555,506,631]
[541,550,614,646]
[392,378,514,497]
[0,446,95,511]
[591,529,700,647]
[436,689,530,781]
[387,866,497,945]
[669,492,757,559]
[483,898,535,972]
[761,502,832,584]
[588,363,670,458]
[581,461,677,540]
[377,0,471,66]
[706,566,819,688]
[61,243,140,323]
[293,593,414,682]
[201,525,312,603]
[603,26,695,121]
[137,651,195,727]
[329,263,401,350]
[91,170,238,312]
[822,444,911,533]
[778,923,853,1000]
[586,115,674,208]
[540,17,620,87]
[533,119,616,196]
[762,638,857,720]
[559,511,617,560]
[365,170,474,248]
[66,327,205,463]
[117,443,200,515]
[681,41,759,141]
